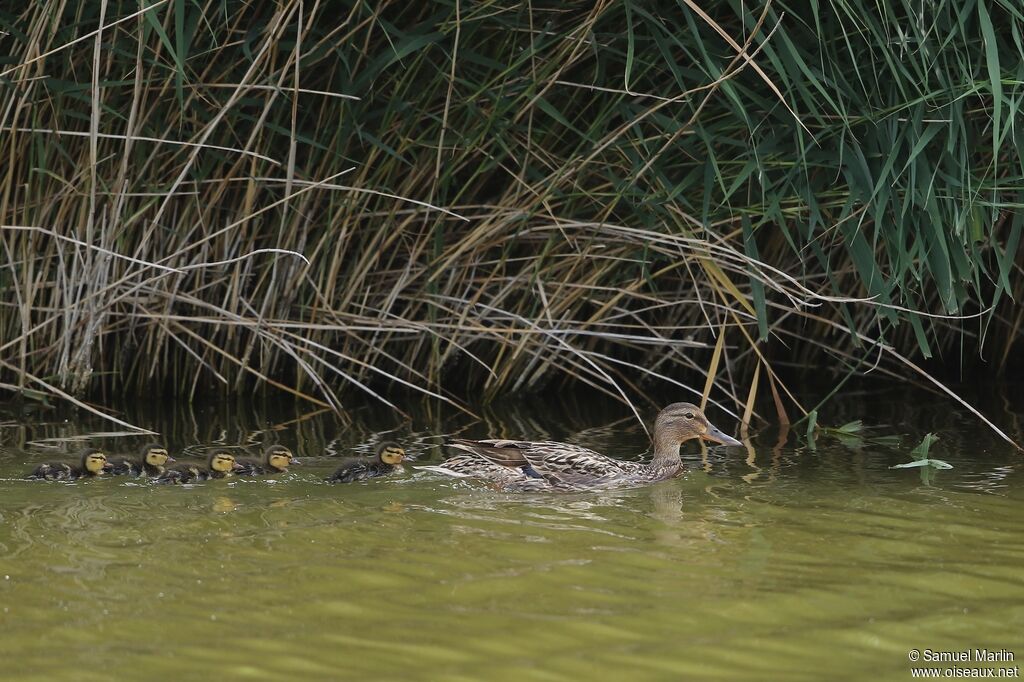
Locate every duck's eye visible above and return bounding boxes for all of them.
[685,412,695,419]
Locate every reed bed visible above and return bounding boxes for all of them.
[0,1,1020,438]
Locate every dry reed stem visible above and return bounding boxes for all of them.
[0,1,1018,447]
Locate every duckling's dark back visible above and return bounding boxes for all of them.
[27,462,73,480]
[326,458,394,483]
[155,464,203,485]
[108,459,143,476]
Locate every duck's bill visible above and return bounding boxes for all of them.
[702,423,742,446]
[165,456,176,463]
[290,458,302,465]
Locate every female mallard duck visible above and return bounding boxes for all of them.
[421,402,741,491]
[108,443,174,477]
[235,445,296,476]
[155,450,242,485]
[27,448,109,481]
[326,442,407,483]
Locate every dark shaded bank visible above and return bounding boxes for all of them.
[0,1,1021,427]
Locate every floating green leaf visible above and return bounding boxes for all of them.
[891,434,951,471]
[890,458,953,470]
[835,420,864,434]
[909,433,939,459]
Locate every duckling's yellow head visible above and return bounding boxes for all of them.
[208,451,238,474]
[82,449,108,475]
[263,445,294,471]
[654,402,741,447]
[377,442,406,465]
[143,444,172,468]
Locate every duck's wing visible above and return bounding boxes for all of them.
[418,453,532,484]
[446,439,640,484]
[531,447,642,481]
[444,438,534,467]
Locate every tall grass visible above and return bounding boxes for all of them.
[0,1,1020,439]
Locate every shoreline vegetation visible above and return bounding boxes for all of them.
[0,2,1020,443]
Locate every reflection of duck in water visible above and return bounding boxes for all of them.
[421,403,741,491]
[27,449,109,481]
[108,443,174,477]
[326,442,407,483]
[156,451,242,484]
[235,445,296,476]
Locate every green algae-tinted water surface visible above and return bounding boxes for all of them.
[1,386,1022,681]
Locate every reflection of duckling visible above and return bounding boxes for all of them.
[27,449,108,481]
[109,443,174,477]
[211,497,239,514]
[326,442,407,483]
[235,445,296,476]
[156,451,241,484]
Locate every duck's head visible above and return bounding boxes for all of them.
[377,442,407,465]
[655,402,741,447]
[81,449,108,475]
[263,445,296,472]
[143,443,173,469]
[208,451,241,474]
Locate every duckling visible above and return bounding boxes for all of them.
[155,450,242,485]
[235,445,296,476]
[108,443,174,477]
[27,448,109,481]
[326,442,407,483]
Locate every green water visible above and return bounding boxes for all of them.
[1,387,1022,681]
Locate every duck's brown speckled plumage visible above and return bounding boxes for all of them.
[422,402,741,491]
